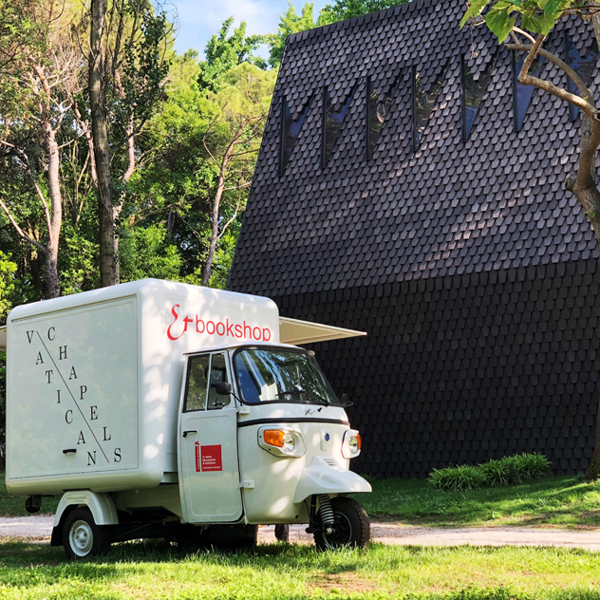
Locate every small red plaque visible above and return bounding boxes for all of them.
[201,445,222,472]
[194,441,200,472]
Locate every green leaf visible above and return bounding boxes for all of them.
[460,0,491,28]
[538,0,565,15]
[537,11,559,33]
[521,9,542,32]
[485,7,517,43]
[521,9,558,34]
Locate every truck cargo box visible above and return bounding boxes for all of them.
[6,279,279,495]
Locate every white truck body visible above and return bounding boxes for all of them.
[6,279,280,495]
[2,279,371,557]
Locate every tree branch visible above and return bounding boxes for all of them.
[0,198,47,254]
[506,43,599,119]
[0,141,53,233]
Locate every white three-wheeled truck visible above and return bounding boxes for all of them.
[1,279,371,559]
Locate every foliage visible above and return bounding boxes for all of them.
[430,464,488,491]
[0,251,17,320]
[320,0,411,23]
[481,453,552,486]
[266,2,319,68]
[199,62,276,284]
[119,223,183,282]
[430,453,551,491]
[461,0,568,43]
[199,18,267,91]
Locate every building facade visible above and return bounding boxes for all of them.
[229,0,600,477]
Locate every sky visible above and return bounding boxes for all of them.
[170,0,329,58]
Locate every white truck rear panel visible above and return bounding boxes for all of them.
[6,279,279,495]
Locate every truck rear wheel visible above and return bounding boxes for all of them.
[63,508,110,560]
[314,497,370,551]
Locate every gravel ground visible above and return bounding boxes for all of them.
[2,516,600,550]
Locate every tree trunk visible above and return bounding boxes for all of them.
[202,156,230,286]
[89,0,116,287]
[43,116,61,299]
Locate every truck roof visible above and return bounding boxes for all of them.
[183,341,301,356]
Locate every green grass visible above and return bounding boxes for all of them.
[0,473,59,517]
[357,474,600,528]
[1,541,600,599]
[4,472,600,529]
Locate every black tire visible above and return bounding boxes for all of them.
[62,508,110,560]
[176,524,209,550]
[314,497,370,551]
[274,524,290,542]
[208,524,257,549]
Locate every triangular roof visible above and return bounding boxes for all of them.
[229,0,597,296]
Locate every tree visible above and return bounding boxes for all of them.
[199,18,266,91]
[0,0,76,298]
[88,0,171,287]
[461,0,600,477]
[319,0,409,22]
[200,63,277,285]
[266,2,318,68]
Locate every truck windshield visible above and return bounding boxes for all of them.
[234,348,341,406]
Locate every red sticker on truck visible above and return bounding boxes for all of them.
[195,441,201,472]
[200,445,222,472]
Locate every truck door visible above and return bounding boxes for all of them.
[178,352,243,523]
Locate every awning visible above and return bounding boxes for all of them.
[0,326,5,352]
[279,317,366,345]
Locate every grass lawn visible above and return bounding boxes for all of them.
[4,472,600,528]
[0,473,59,517]
[1,541,600,599]
[358,474,600,528]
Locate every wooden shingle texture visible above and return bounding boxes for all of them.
[229,0,600,477]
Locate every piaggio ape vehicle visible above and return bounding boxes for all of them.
[1,279,371,559]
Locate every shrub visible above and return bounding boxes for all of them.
[481,454,551,487]
[429,453,551,491]
[429,464,487,491]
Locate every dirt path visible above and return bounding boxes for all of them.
[2,516,600,551]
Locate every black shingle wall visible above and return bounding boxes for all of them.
[272,260,600,478]
[229,0,600,477]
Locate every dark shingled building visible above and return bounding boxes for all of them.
[228,0,600,478]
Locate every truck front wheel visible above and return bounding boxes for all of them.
[62,508,110,560]
[314,497,370,550]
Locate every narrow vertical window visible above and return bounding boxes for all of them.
[413,62,449,150]
[366,75,401,159]
[513,51,544,132]
[462,52,497,141]
[322,85,356,168]
[280,94,313,175]
[565,32,599,121]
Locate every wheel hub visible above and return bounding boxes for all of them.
[69,519,93,557]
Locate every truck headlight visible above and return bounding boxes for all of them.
[342,429,362,459]
[259,427,305,458]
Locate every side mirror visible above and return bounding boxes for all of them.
[215,382,232,396]
[341,393,353,408]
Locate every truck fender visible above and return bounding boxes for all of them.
[51,491,119,546]
[293,456,372,504]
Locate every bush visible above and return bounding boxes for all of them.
[481,454,551,487]
[429,453,551,491]
[429,464,487,491]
